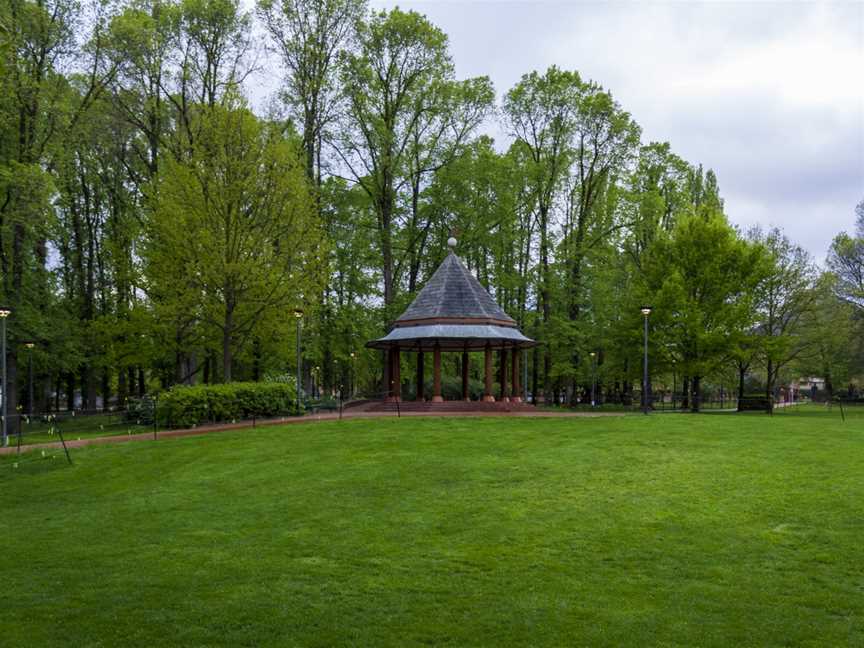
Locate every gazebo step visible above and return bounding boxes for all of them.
[367,400,535,413]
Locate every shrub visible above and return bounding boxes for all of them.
[124,395,156,425]
[155,382,299,428]
[262,372,298,392]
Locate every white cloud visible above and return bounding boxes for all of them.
[283,0,864,259]
[565,1,864,261]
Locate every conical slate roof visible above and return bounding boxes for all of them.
[394,252,515,326]
[367,250,535,351]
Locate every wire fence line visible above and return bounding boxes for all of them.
[2,395,859,474]
[0,389,366,461]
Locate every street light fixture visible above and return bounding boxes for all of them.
[0,307,11,447]
[641,306,652,414]
[293,308,303,412]
[349,352,356,398]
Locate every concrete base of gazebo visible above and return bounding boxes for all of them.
[366,399,535,414]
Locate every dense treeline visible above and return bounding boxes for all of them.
[1,0,862,416]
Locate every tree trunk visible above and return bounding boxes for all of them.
[86,368,97,410]
[691,375,701,412]
[682,376,690,410]
[6,352,18,424]
[252,339,261,382]
[81,366,91,410]
[101,368,110,410]
[66,372,75,410]
[223,304,234,383]
[531,346,539,404]
[380,181,395,307]
[118,367,128,408]
[539,205,551,398]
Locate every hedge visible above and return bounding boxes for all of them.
[737,395,773,412]
[155,382,300,429]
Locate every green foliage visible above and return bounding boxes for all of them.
[257,0,367,182]
[748,226,816,396]
[156,381,299,427]
[124,394,157,425]
[1,0,860,413]
[145,100,326,381]
[794,274,862,395]
[337,6,493,308]
[641,209,769,389]
[827,199,864,310]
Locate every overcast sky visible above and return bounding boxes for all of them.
[251,0,864,261]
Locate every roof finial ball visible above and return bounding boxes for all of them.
[447,236,458,250]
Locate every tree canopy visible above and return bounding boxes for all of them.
[0,0,860,415]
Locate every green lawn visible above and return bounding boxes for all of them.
[11,411,153,446]
[1,407,861,646]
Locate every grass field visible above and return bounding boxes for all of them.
[9,411,152,446]
[1,406,861,646]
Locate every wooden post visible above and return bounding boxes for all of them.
[483,344,494,402]
[392,347,401,401]
[384,349,392,400]
[416,349,425,402]
[461,350,470,401]
[511,347,521,403]
[432,344,443,402]
[499,348,509,402]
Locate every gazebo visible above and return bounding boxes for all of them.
[367,239,536,404]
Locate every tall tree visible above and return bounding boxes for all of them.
[641,210,768,411]
[624,142,690,265]
[257,0,366,186]
[827,199,864,310]
[180,0,252,110]
[795,274,861,399]
[335,8,492,309]
[1,0,114,413]
[145,102,325,381]
[749,226,816,401]
[502,66,581,397]
[563,82,640,321]
[104,0,180,179]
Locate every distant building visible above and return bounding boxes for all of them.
[790,377,826,399]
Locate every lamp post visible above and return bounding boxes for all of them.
[349,352,356,398]
[641,306,652,414]
[0,306,11,447]
[589,351,597,408]
[24,342,35,417]
[293,308,303,410]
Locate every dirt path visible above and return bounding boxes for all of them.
[0,408,622,457]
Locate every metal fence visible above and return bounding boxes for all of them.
[0,408,158,462]
[3,394,859,473]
